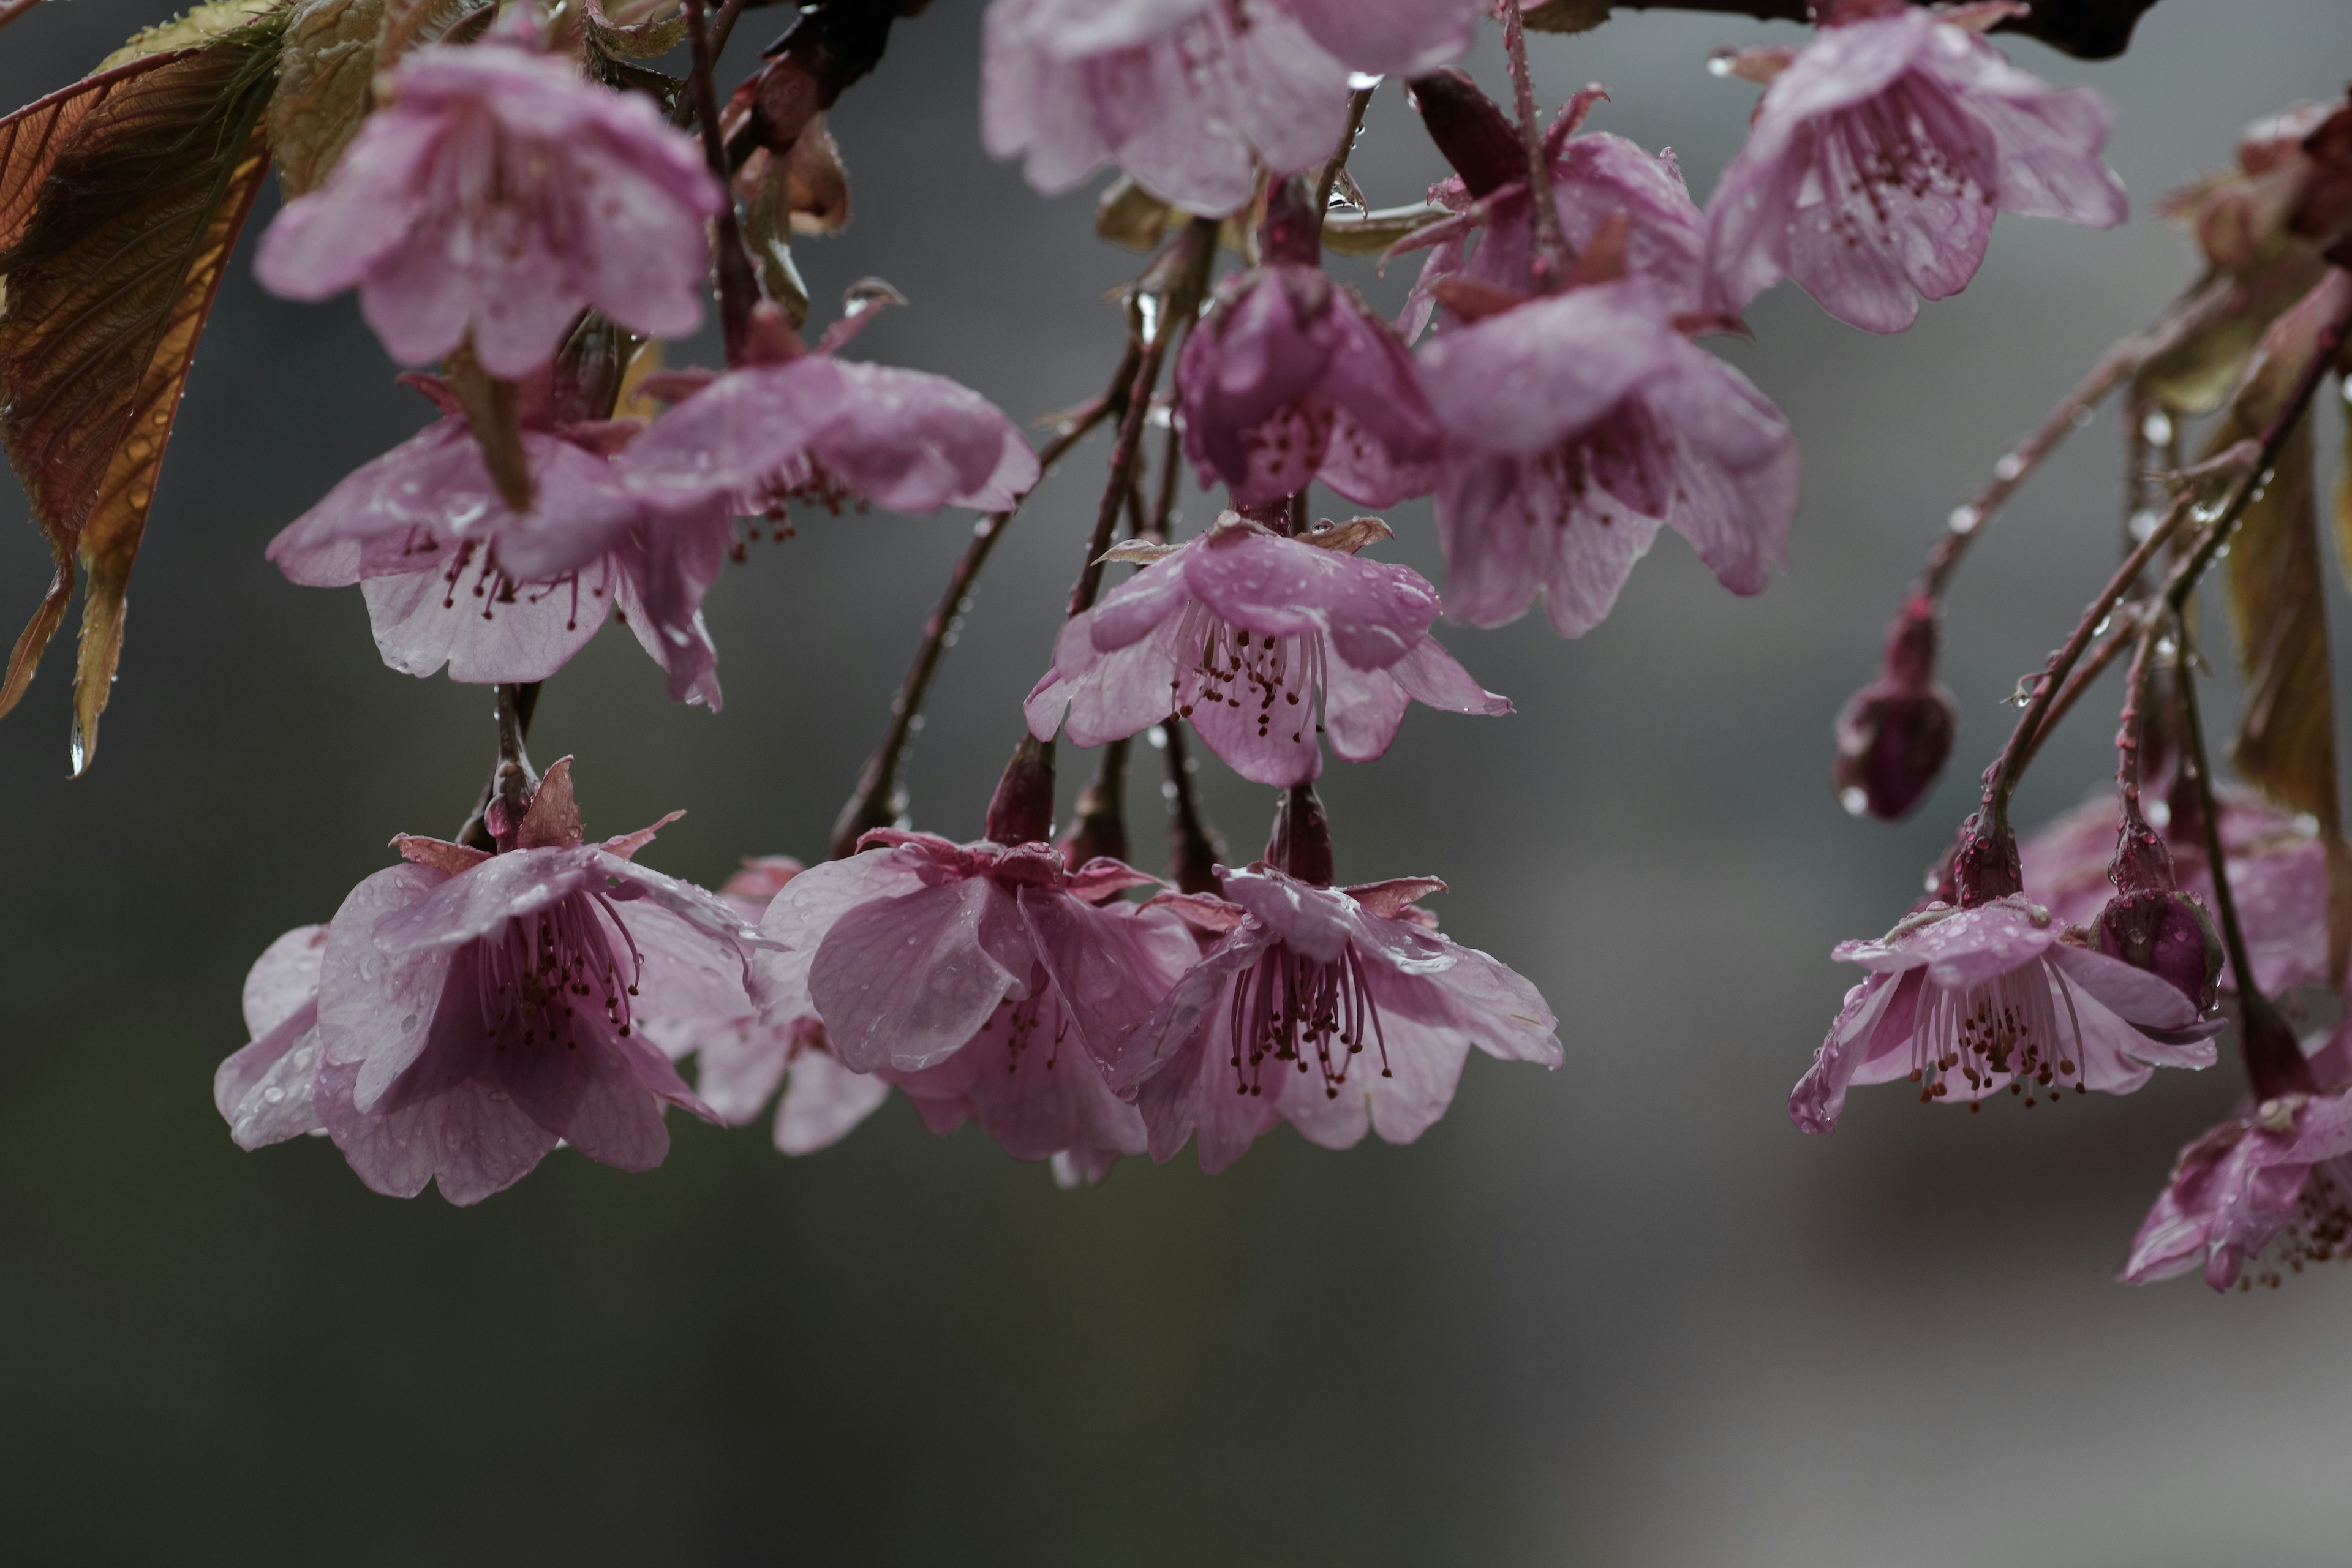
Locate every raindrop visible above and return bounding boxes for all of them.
[1839,786,1869,817]
[1993,454,2025,482]
[1346,71,1383,91]
[262,1087,285,1105]
[2141,410,2174,445]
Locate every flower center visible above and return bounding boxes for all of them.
[2249,1158,2352,1291]
[1818,75,1993,247]
[1226,941,1390,1099]
[409,536,605,633]
[1172,601,1320,745]
[1907,956,2085,1110]
[471,889,643,1050]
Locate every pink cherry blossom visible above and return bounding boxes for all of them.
[1177,259,1441,508]
[1023,514,1508,787]
[756,828,1194,1179]
[1401,94,1709,337]
[2123,1087,2352,1292]
[1110,867,1561,1172]
[982,0,1393,216]
[1791,893,2220,1133]
[638,857,890,1155]
[2020,788,2330,998]
[1701,1,2127,335]
[1415,280,1797,637]
[227,760,770,1204]
[214,923,331,1152]
[255,39,722,377]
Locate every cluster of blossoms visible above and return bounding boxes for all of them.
[9,0,2329,1259]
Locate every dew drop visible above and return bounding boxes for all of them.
[1839,786,1869,817]
[261,1086,285,1105]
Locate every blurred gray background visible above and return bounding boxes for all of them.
[3,1,2349,1562]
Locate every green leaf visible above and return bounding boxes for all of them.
[0,32,282,771]
[379,0,491,65]
[2211,272,2352,984]
[269,0,384,197]
[100,0,285,69]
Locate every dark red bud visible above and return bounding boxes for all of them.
[1404,70,1522,198]
[984,735,1057,847]
[1833,596,1956,821]
[2241,988,2319,1100]
[1265,783,1335,886]
[1834,684,1958,821]
[1261,176,1322,268]
[2096,889,2222,1011]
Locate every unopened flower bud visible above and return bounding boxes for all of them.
[2096,889,2223,1010]
[1833,597,1958,821]
[1265,783,1335,886]
[984,734,1057,847]
[1404,69,1522,197]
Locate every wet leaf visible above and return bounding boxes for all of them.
[269,0,384,197]
[379,0,491,66]
[1,56,186,257]
[1523,0,1611,34]
[100,0,285,69]
[2211,271,2352,982]
[1096,176,1174,252]
[582,0,685,61]
[0,31,283,769]
[1322,202,1449,258]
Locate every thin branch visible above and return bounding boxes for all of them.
[456,680,541,850]
[2011,606,2139,779]
[828,365,1138,859]
[684,0,759,365]
[1313,86,1375,241]
[1501,2,1569,285]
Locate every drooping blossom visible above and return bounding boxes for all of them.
[217,760,769,1204]
[981,0,1476,216]
[255,38,723,377]
[2021,788,2330,998]
[1400,78,1708,337]
[214,924,332,1152]
[1111,813,1560,1172]
[1176,181,1441,508]
[756,762,1193,1182]
[269,322,1038,708]
[2124,1008,2352,1291]
[638,856,889,1156]
[1791,892,2218,1133]
[1023,512,1509,788]
[1415,279,1798,638]
[1701,0,2127,335]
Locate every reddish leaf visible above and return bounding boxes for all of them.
[0,34,282,769]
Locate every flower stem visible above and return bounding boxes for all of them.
[2011,605,2138,779]
[683,0,760,366]
[1977,446,2251,835]
[1159,719,1224,894]
[1918,274,2233,601]
[828,359,1139,859]
[1501,1,1569,284]
[457,681,540,851]
[1066,218,1220,619]
[1313,87,1375,244]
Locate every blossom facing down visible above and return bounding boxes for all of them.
[1112,867,1561,1172]
[255,40,722,377]
[2020,790,2331,997]
[2124,1068,2352,1292]
[1832,595,1957,821]
[638,857,889,1155]
[1702,2,2127,334]
[1023,515,1509,787]
[287,760,763,1204]
[1791,894,2218,1133]
[757,830,1194,1180]
[1177,265,1441,508]
[1416,281,1798,637]
[982,0,1410,216]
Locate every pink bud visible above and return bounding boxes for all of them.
[2095,889,2222,1011]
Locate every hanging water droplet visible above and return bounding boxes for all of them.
[1346,71,1383,91]
[2141,410,2174,445]
[1146,725,1168,750]
[1706,50,1736,77]
[1839,786,1869,817]
[1994,454,2025,482]
[1947,505,1980,534]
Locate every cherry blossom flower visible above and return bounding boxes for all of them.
[1702,0,2127,335]
[1415,279,1797,637]
[1111,865,1561,1172]
[1177,184,1440,508]
[2124,1011,2352,1292]
[214,924,331,1152]
[1791,893,2218,1133]
[2021,789,2330,997]
[981,0,1476,216]
[255,38,722,377]
[1400,85,1709,336]
[756,792,1193,1180]
[638,857,889,1156]
[1023,513,1508,787]
[232,760,769,1204]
